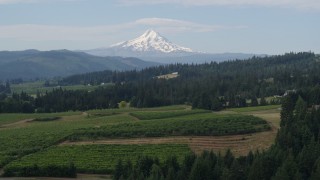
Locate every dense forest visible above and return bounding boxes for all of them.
[0,52,320,113]
[112,92,320,180]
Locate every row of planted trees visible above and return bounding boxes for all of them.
[1,52,319,113]
[0,86,279,113]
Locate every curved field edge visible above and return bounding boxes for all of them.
[0,113,137,168]
[68,114,270,140]
[0,111,82,127]
[3,144,191,176]
[62,106,280,157]
[228,105,281,113]
[86,105,189,114]
[129,109,209,120]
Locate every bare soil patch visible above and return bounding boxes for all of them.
[61,130,276,157]
[61,108,280,156]
[243,109,280,129]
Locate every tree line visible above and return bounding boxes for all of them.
[0,52,319,113]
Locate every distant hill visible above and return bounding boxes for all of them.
[139,53,260,64]
[0,50,159,80]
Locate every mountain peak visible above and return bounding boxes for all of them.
[141,29,159,38]
[110,30,193,53]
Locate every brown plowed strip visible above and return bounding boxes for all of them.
[61,129,276,156]
[60,109,280,156]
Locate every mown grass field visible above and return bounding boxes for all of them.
[0,104,279,178]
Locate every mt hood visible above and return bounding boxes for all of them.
[84,30,194,57]
[83,30,259,63]
[111,29,193,53]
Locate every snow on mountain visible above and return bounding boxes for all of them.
[82,30,260,64]
[110,29,193,53]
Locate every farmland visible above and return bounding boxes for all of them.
[228,105,281,113]
[69,113,269,139]
[10,81,110,96]
[129,109,209,120]
[4,144,191,175]
[0,105,280,178]
[0,111,81,126]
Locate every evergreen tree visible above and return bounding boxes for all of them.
[211,97,223,111]
[224,149,234,168]
[280,95,295,127]
[251,97,258,106]
[228,160,246,180]
[294,96,307,121]
[260,97,267,106]
[311,158,320,180]
[189,158,210,180]
[273,153,298,180]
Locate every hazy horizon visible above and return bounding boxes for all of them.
[0,0,319,54]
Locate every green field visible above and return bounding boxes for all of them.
[4,144,191,175]
[228,105,281,113]
[87,105,189,114]
[0,113,136,167]
[70,113,269,140]
[129,109,209,120]
[0,105,274,177]
[10,81,111,95]
[0,111,81,126]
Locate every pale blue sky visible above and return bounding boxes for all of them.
[0,0,319,54]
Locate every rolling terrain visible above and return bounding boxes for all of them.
[0,50,159,80]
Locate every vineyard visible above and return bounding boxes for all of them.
[129,109,209,120]
[0,105,277,178]
[0,113,136,167]
[4,144,191,175]
[70,113,269,140]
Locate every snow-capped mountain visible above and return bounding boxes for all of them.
[110,29,193,53]
[83,30,261,64]
[84,30,194,57]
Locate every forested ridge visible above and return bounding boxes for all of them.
[1,52,320,113]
